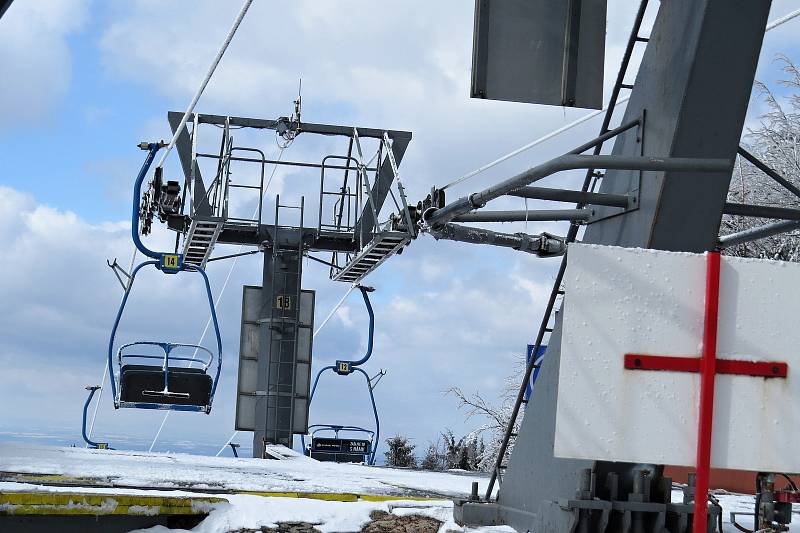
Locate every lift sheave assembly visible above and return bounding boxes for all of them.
[107,142,223,414]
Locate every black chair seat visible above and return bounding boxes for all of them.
[120,364,212,407]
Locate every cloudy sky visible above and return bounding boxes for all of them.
[1,0,798,458]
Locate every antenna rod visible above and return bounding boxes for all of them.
[156,0,254,169]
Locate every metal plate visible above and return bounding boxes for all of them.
[471,0,606,109]
[236,286,315,432]
[555,244,800,472]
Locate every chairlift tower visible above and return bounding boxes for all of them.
[421,1,782,532]
[150,111,413,458]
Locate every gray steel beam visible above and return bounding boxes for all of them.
[187,221,357,253]
[355,135,412,242]
[253,246,303,455]
[723,202,800,220]
[738,146,800,200]
[718,219,800,248]
[196,152,378,172]
[583,1,770,253]
[430,224,566,257]
[426,155,730,228]
[191,112,412,141]
[0,0,13,18]
[452,209,591,223]
[168,112,211,217]
[508,186,630,208]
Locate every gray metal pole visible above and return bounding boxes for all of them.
[452,209,591,223]
[508,186,631,208]
[723,202,800,220]
[425,155,731,228]
[718,219,800,248]
[738,146,800,200]
[430,224,566,257]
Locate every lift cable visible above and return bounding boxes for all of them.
[155,0,254,170]
[440,94,631,192]
[148,146,285,452]
[438,6,800,194]
[766,7,800,31]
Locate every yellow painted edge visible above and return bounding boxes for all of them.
[2,473,100,485]
[0,492,225,516]
[358,494,448,502]
[0,488,447,516]
[240,491,360,502]
[239,491,446,503]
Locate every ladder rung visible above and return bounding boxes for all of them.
[635,36,649,42]
[498,464,508,470]
[557,290,565,295]
[620,83,634,90]
[544,327,553,333]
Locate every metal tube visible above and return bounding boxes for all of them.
[693,251,722,533]
[566,118,641,156]
[426,154,731,228]
[430,224,566,257]
[737,146,800,200]
[723,202,800,220]
[196,152,377,172]
[508,186,630,208]
[718,219,800,248]
[452,209,591,223]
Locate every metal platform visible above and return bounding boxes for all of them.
[331,231,410,283]
[182,216,224,267]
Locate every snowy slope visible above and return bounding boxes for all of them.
[0,443,489,498]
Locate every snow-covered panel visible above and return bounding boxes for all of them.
[554,244,800,472]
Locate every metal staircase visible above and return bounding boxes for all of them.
[325,129,415,284]
[331,231,410,283]
[484,0,652,500]
[182,217,224,267]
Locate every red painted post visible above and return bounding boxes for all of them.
[693,251,721,533]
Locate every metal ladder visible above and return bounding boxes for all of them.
[182,217,224,267]
[484,0,652,500]
[331,231,410,283]
[263,194,305,449]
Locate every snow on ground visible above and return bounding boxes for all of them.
[128,497,516,533]
[2,444,794,533]
[0,443,488,498]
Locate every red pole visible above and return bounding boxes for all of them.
[693,251,721,533]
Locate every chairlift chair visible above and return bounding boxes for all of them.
[302,285,382,464]
[306,424,375,463]
[106,142,223,414]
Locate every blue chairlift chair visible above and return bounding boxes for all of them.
[106,142,222,414]
[301,286,382,465]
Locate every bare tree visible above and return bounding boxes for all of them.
[449,349,528,472]
[724,55,800,260]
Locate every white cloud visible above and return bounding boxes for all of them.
[0,0,89,130]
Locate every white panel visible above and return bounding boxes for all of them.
[236,395,257,431]
[293,397,308,433]
[555,244,800,472]
[239,359,258,393]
